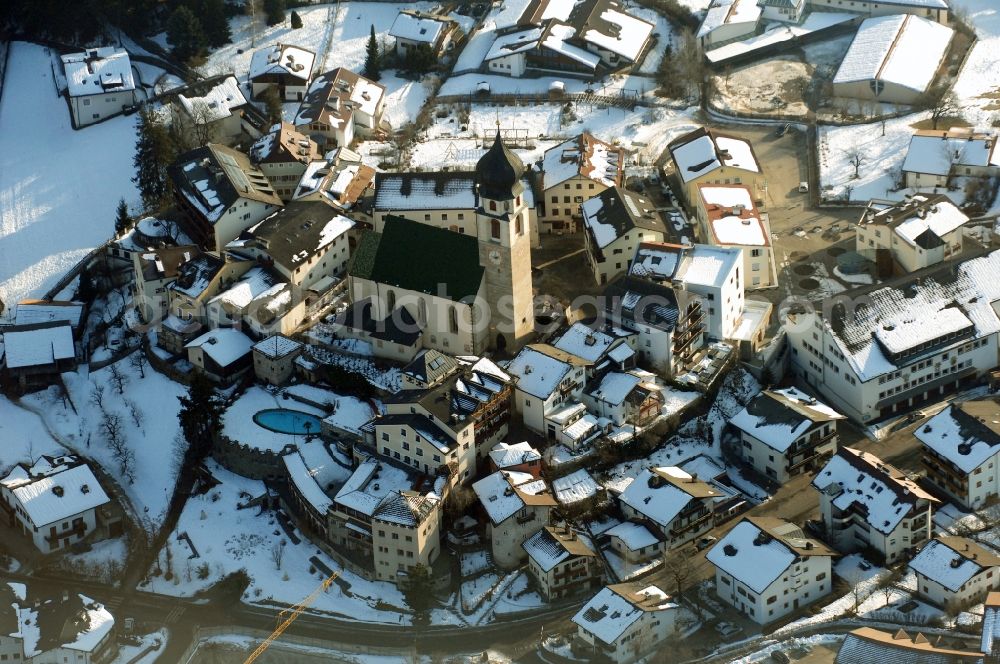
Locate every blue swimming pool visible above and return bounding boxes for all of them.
[253,409,323,435]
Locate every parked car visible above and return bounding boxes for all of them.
[770,651,790,664]
[715,622,742,638]
[775,123,791,137]
[697,535,718,551]
[798,181,809,193]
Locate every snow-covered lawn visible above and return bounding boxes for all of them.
[221,386,325,453]
[23,357,187,527]
[140,461,415,623]
[0,396,68,473]
[818,112,928,202]
[0,42,140,308]
[951,0,1000,128]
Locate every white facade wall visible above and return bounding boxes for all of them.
[916,566,1000,609]
[575,606,677,664]
[807,0,948,24]
[715,555,831,624]
[819,494,931,563]
[588,228,665,285]
[487,53,527,77]
[212,199,277,250]
[488,504,551,569]
[69,90,137,128]
[738,421,836,484]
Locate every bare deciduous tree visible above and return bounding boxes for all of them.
[109,363,129,395]
[920,84,962,131]
[662,547,695,599]
[271,541,285,570]
[844,148,868,179]
[126,399,144,428]
[129,350,147,379]
[90,383,107,411]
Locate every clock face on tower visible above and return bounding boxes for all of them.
[489,250,501,265]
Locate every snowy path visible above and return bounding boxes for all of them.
[0,42,140,309]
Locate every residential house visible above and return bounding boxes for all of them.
[0,585,118,664]
[539,133,625,233]
[604,521,664,579]
[550,321,635,373]
[812,447,937,563]
[757,0,806,23]
[572,583,678,664]
[667,128,762,210]
[389,10,459,57]
[856,195,967,272]
[619,466,722,550]
[0,456,112,553]
[327,455,443,583]
[293,147,376,214]
[523,525,603,601]
[695,184,775,289]
[171,75,247,146]
[729,387,844,483]
[583,186,667,285]
[916,398,1000,510]
[367,356,512,483]
[61,47,137,128]
[249,43,316,101]
[909,537,1000,609]
[204,266,298,338]
[400,349,461,390]
[506,344,589,435]
[473,470,557,568]
[630,241,747,341]
[603,275,705,377]
[13,300,84,336]
[250,122,322,200]
[707,516,835,624]
[227,201,355,293]
[252,335,303,386]
[697,0,762,50]
[131,245,200,324]
[582,369,664,427]
[483,0,654,79]
[902,128,1000,189]
[295,68,386,149]
[1,322,77,390]
[783,250,1000,424]
[185,327,255,383]
[832,15,954,106]
[168,143,282,249]
[489,441,543,478]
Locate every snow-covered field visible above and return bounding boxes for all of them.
[23,357,187,527]
[140,461,415,623]
[0,395,68,472]
[817,112,927,202]
[0,42,140,308]
[951,0,1000,128]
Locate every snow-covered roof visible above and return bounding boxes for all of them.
[62,595,115,653]
[542,22,602,69]
[891,198,968,248]
[553,323,623,363]
[542,133,624,190]
[812,447,935,536]
[472,470,554,525]
[902,129,1000,176]
[572,584,676,645]
[506,344,581,399]
[552,469,601,504]
[606,521,660,550]
[334,456,428,519]
[61,47,135,97]
[587,371,642,406]
[581,6,654,62]
[630,242,742,289]
[249,43,316,81]
[699,185,768,246]
[252,335,302,359]
[374,172,476,210]
[1,462,109,527]
[489,441,542,469]
[389,11,452,44]
[484,27,545,62]
[729,387,843,453]
[209,267,284,311]
[294,67,384,128]
[619,467,720,528]
[820,250,1000,382]
[583,186,666,249]
[915,399,1000,474]
[185,328,254,368]
[177,76,246,123]
[698,0,762,38]
[909,537,1000,592]
[707,518,827,593]
[14,301,84,329]
[833,15,953,94]
[523,526,595,572]
[2,322,75,369]
[669,128,759,183]
[282,443,340,515]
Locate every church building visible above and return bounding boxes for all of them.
[343,131,536,355]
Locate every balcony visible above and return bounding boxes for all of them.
[45,521,86,547]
